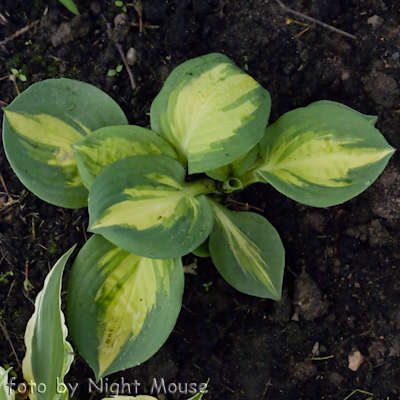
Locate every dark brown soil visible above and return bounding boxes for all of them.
[1,0,400,399]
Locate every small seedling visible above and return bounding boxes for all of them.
[0,271,13,284]
[107,64,123,77]
[115,0,127,12]
[0,69,27,95]
[10,69,27,82]
[203,282,213,292]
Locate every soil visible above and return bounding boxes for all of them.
[1,0,400,399]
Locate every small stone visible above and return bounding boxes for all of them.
[341,71,350,80]
[348,350,364,371]
[126,47,138,66]
[392,52,400,61]
[367,15,383,29]
[114,13,129,26]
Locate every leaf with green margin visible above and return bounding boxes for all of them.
[2,79,128,208]
[150,53,271,174]
[206,144,259,182]
[208,199,284,300]
[72,125,178,190]
[58,0,80,15]
[22,246,76,400]
[0,367,15,400]
[307,100,378,125]
[66,234,184,379]
[89,154,215,259]
[247,101,395,207]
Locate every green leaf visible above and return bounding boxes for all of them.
[208,199,284,300]
[2,79,128,208]
[206,144,259,182]
[192,238,210,257]
[22,246,76,400]
[249,101,395,207]
[72,125,177,190]
[89,154,215,259]
[150,53,271,174]
[187,380,209,400]
[66,235,184,379]
[308,100,378,125]
[0,367,15,400]
[58,0,80,15]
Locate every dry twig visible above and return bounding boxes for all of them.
[0,319,20,365]
[0,19,40,46]
[102,16,137,90]
[275,0,357,40]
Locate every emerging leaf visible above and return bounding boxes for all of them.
[66,235,184,379]
[150,53,271,174]
[22,246,76,400]
[72,125,177,190]
[206,144,260,183]
[58,0,80,15]
[0,367,15,400]
[89,154,215,259]
[250,101,395,207]
[208,199,284,300]
[2,79,128,208]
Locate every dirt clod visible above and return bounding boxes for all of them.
[293,271,328,321]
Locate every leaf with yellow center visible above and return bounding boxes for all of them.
[89,154,215,259]
[150,53,271,174]
[208,199,284,300]
[2,78,128,207]
[66,235,184,379]
[251,101,395,207]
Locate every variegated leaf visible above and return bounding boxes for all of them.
[150,53,271,174]
[2,79,128,208]
[72,125,177,190]
[0,367,15,400]
[244,101,395,207]
[89,154,215,259]
[208,199,284,300]
[22,246,75,400]
[66,235,184,379]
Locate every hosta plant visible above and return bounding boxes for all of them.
[1,53,395,379]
